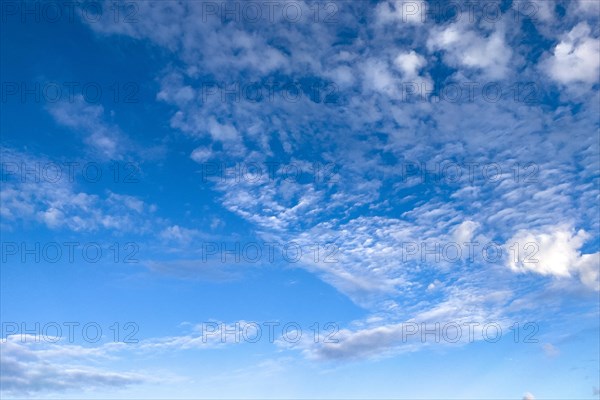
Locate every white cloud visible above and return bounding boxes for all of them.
[361,58,397,96]
[542,342,560,357]
[324,65,356,88]
[86,1,289,78]
[453,220,480,244]
[0,336,150,395]
[207,117,240,142]
[542,23,600,86]
[0,148,157,233]
[159,225,199,243]
[574,0,600,16]
[46,95,125,160]
[574,252,600,291]
[291,287,512,360]
[38,207,65,229]
[190,147,213,163]
[394,50,426,78]
[527,0,555,22]
[427,22,512,79]
[375,1,425,25]
[505,225,599,290]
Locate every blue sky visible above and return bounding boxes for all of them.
[0,1,599,398]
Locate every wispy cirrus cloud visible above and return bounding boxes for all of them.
[29,0,600,364]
